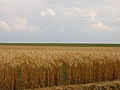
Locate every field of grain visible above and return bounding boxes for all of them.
[0,46,120,90]
[26,80,120,90]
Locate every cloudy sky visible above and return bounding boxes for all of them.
[0,0,120,43]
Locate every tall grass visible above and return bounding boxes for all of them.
[0,47,120,90]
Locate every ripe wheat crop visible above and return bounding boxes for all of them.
[0,46,120,90]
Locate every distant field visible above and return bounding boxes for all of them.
[0,43,120,47]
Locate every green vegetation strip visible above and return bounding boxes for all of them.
[0,43,120,47]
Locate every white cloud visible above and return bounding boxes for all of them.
[64,7,96,18]
[40,9,56,16]
[11,17,39,32]
[63,8,114,31]
[89,11,97,20]
[91,21,112,31]
[64,7,83,17]
[88,11,112,31]
[90,22,112,30]
[0,17,40,32]
[0,20,11,30]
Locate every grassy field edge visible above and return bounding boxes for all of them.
[0,43,120,47]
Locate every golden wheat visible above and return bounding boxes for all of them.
[0,46,120,90]
[25,80,120,90]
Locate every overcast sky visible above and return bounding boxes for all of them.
[0,0,120,43]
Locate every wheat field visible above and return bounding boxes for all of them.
[0,46,120,90]
[26,80,120,90]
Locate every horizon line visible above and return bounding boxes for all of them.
[0,42,120,44]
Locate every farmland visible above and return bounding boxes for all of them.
[0,45,120,90]
[0,43,120,47]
